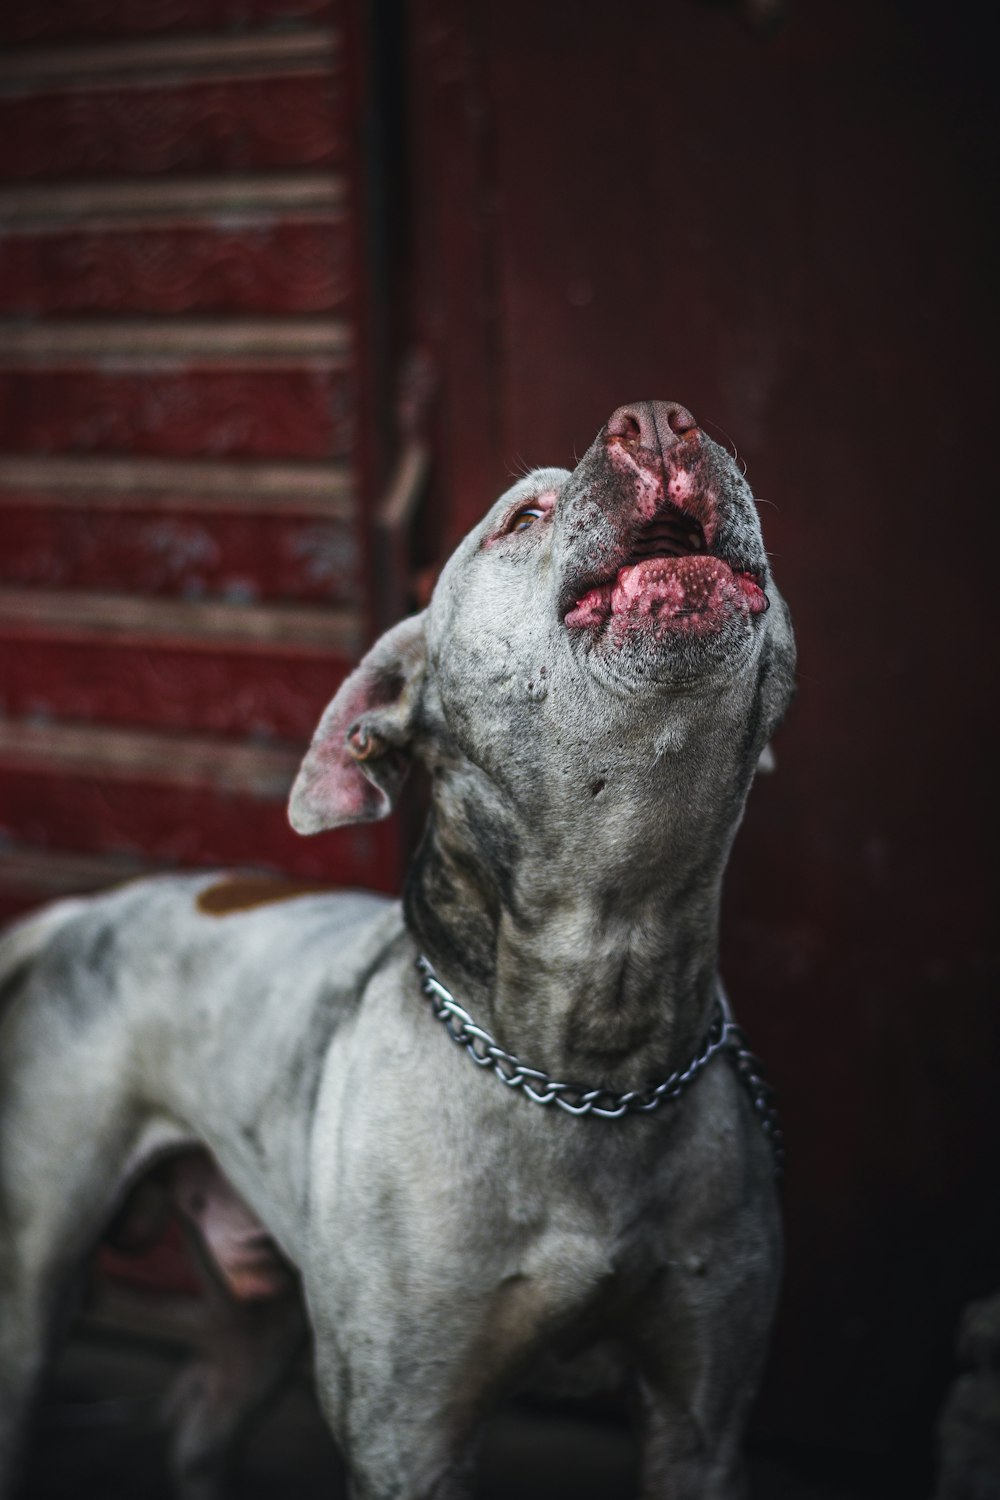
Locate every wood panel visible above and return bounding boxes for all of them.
[0,506,360,602]
[0,69,345,181]
[0,587,357,649]
[0,1,399,915]
[0,217,350,317]
[0,0,336,47]
[0,453,355,509]
[0,761,395,888]
[0,31,338,79]
[0,365,353,458]
[0,173,344,222]
[0,637,344,738]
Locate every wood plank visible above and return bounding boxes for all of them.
[0,756,399,887]
[0,588,361,654]
[0,455,354,514]
[0,29,338,83]
[0,174,345,224]
[0,318,351,363]
[0,366,354,458]
[0,0,336,48]
[0,637,348,738]
[0,217,350,317]
[0,506,361,604]
[0,718,299,794]
[0,73,346,181]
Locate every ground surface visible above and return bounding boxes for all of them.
[11,1324,904,1500]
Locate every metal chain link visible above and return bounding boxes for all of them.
[725,1024,786,1178]
[415,955,784,1177]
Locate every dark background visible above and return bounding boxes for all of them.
[1,0,997,1492]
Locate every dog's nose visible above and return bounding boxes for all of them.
[606,401,700,453]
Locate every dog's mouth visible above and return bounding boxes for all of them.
[563,497,768,638]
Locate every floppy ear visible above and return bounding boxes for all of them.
[289,613,427,834]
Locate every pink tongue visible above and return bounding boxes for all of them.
[612,556,733,616]
[565,556,767,630]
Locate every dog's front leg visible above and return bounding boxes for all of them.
[636,1384,750,1500]
[631,1232,779,1500]
[310,1319,478,1500]
[304,1238,540,1500]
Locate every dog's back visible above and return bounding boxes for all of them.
[0,875,399,1294]
[0,896,88,1014]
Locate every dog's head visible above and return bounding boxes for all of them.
[289,401,795,840]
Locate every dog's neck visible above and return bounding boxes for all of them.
[405,703,758,1088]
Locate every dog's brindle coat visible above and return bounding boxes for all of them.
[0,402,795,1500]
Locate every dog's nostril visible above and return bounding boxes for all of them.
[667,404,698,437]
[618,414,641,442]
[607,408,643,444]
[608,402,698,450]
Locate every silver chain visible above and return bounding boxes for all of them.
[415,955,784,1176]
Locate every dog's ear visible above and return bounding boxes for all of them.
[289,613,427,833]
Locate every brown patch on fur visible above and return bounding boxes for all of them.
[196,875,325,917]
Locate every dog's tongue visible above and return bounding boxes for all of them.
[566,556,767,633]
[613,556,729,615]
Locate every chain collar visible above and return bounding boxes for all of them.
[416,955,785,1177]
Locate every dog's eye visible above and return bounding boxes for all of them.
[508,506,544,533]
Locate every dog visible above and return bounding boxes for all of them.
[0,400,795,1500]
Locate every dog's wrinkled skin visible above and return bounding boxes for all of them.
[0,402,795,1500]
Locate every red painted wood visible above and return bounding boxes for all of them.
[0,219,350,317]
[0,0,336,46]
[0,72,345,181]
[0,367,353,459]
[0,770,400,888]
[0,639,348,738]
[0,507,360,603]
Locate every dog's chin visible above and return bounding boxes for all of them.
[564,554,767,685]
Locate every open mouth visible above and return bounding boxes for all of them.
[563,498,767,636]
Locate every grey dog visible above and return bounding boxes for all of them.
[0,400,795,1500]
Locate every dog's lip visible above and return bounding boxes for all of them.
[563,553,768,631]
[559,526,768,621]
